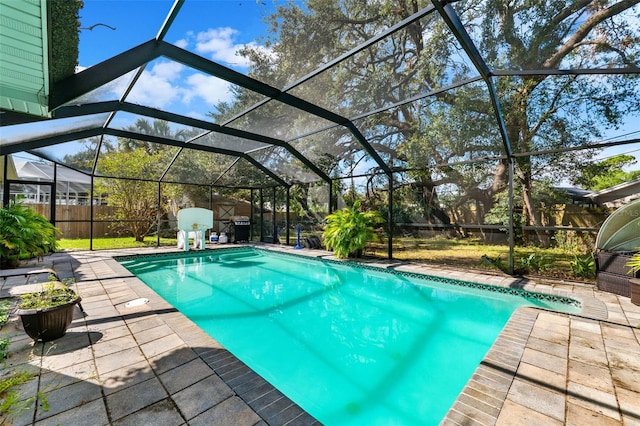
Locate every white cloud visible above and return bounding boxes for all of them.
[151,61,184,79]
[110,60,234,112]
[195,27,253,68]
[183,73,234,105]
[174,39,188,49]
[106,27,277,113]
[125,62,185,108]
[174,30,194,50]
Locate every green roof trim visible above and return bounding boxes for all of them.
[0,0,49,118]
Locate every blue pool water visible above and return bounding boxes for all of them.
[119,248,579,425]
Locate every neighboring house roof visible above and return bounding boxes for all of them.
[14,160,91,195]
[588,178,640,207]
[555,179,640,207]
[555,186,596,203]
[0,155,18,180]
[12,161,256,207]
[15,160,89,184]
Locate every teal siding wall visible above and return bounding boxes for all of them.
[0,0,49,117]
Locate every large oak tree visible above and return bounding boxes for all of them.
[217,0,639,233]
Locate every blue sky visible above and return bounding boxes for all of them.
[75,0,639,171]
[79,0,278,67]
[77,0,283,119]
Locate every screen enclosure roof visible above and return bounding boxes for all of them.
[1,0,639,189]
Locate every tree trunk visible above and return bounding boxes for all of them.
[414,178,450,225]
[517,161,550,246]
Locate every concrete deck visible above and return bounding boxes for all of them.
[1,245,639,425]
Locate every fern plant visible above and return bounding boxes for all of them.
[480,254,507,272]
[322,200,383,259]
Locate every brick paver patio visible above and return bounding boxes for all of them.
[1,245,639,425]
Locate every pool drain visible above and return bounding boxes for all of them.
[124,298,149,308]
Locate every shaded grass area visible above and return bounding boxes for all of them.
[366,236,589,282]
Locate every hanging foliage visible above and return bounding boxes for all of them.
[49,0,83,83]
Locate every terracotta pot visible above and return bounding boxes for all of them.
[631,278,640,306]
[16,297,82,342]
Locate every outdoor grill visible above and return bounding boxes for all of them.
[229,215,250,243]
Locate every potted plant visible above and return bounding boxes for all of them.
[322,200,383,259]
[15,282,81,341]
[0,202,59,268]
[626,252,640,306]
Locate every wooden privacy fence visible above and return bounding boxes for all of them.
[31,204,119,239]
[30,202,252,239]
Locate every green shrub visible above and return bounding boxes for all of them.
[0,202,59,267]
[520,253,553,273]
[570,254,595,278]
[322,200,383,259]
[480,254,507,272]
[0,301,9,327]
[0,301,9,360]
[626,253,640,275]
[0,338,9,360]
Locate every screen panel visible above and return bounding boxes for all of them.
[162,148,239,185]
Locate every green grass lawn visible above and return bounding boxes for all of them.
[58,237,178,251]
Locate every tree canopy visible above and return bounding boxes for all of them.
[222,0,639,231]
[95,148,166,242]
[573,154,640,190]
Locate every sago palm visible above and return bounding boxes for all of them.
[0,202,59,265]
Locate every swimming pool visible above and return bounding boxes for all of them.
[118,248,579,425]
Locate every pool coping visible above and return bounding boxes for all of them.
[4,244,639,425]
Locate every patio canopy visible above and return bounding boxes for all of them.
[596,199,640,253]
